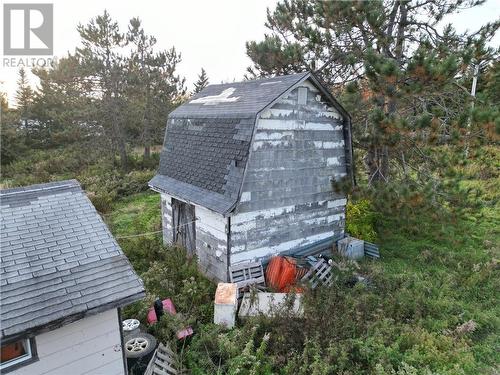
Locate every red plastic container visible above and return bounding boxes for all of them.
[266,256,298,292]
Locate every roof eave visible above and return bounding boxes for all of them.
[1,290,145,341]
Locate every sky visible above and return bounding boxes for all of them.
[1,0,499,106]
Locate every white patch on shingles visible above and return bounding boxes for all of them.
[240,192,251,202]
[260,108,294,118]
[252,140,292,151]
[303,213,345,225]
[196,206,227,240]
[327,157,341,166]
[232,205,296,225]
[231,231,334,260]
[323,140,344,148]
[320,108,342,120]
[259,119,339,131]
[327,198,347,208]
[314,141,344,149]
[232,219,256,232]
[254,131,293,141]
[190,88,240,105]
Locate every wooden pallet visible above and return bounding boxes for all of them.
[144,343,178,375]
[301,258,334,288]
[229,260,266,292]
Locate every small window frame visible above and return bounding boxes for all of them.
[0,337,38,373]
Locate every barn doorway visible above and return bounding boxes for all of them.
[171,198,196,254]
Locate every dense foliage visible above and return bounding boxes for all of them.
[1,11,186,170]
[108,147,499,374]
[247,0,499,186]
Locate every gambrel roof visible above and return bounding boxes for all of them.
[170,72,309,118]
[149,71,353,215]
[0,180,145,339]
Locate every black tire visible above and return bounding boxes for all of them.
[124,332,157,359]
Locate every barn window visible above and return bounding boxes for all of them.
[0,338,36,372]
[298,87,308,105]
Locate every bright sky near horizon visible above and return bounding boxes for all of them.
[1,0,499,106]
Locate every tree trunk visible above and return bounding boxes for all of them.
[366,145,389,184]
[143,114,151,159]
[144,144,151,159]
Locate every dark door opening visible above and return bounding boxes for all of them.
[172,198,196,254]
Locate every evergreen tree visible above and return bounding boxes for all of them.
[246,0,498,185]
[32,55,95,147]
[15,68,34,130]
[193,68,209,93]
[76,11,129,170]
[127,18,186,159]
[1,91,27,165]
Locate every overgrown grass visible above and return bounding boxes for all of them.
[90,147,500,374]
[105,191,161,237]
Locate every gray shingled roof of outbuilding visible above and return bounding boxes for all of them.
[0,180,145,339]
[149,72,312,214]
[169,72,309,118]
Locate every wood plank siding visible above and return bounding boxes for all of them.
[161,193,228,281]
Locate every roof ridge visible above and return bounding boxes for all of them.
[204,71,309,88]
[0,179,81,197]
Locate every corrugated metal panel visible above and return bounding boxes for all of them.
[364,241,380,259]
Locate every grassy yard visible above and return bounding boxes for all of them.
[104,151,499,375]
[105,191,161,237]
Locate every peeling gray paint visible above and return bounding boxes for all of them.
[231,80,348,262]
[157,76,352,280]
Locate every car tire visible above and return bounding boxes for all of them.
[124,332,157,359]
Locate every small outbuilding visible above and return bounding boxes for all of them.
[0,180,145,374]
[150,71,354,281]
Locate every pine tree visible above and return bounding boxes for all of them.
[246,0,498,185]
[76,11,129,170]
[15,68,34,130]
[127,18,186,159]
[32,55,94,147]
[193,68,209,94]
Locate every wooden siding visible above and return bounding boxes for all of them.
[230,79,347,262]
[161,194,228,281]
[195,205,228,281]
[13,309,124,375]
[161,193,174,244]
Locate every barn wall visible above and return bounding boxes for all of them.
[161,193,174,244]
[195,206,228,281]
[161,193,228,281]
[13,309,124,375]
[231,80,348,263]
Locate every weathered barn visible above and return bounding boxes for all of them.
[0,180,144,374]
[149,72,354,281]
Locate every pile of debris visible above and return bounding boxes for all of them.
[122,235,379,373]
[214,235,379,328]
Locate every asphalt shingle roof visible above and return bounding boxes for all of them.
[150,72,312,214]
[169,72,309,118]
[0,180,145,339]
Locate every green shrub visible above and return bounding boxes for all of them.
[346,198,378,242]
